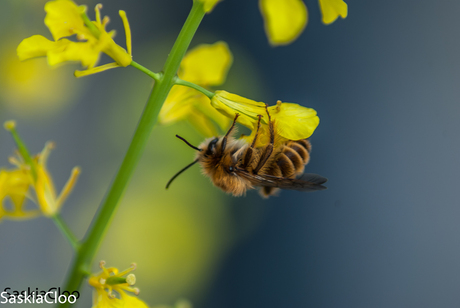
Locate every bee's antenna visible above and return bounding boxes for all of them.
[176,135,202,152]
[166,159,199,189]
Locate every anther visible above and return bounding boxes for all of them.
[4,120,16,131]
[102,16,110,26]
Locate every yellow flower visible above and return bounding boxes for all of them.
[4,121,80,217]
[89,261,149,308]
[0,169,40,222]
[17,0,132,77]
[259,0,348,45]
[259,0,308,46]
[211,91,319,147]
[159,42,233,137]
[319,0,348,24]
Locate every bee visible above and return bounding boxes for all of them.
[166,106,327,197]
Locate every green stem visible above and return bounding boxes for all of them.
[4,122,37,181]
[130,63,214,99]
[58,2,206,306]
[175,77,214,98]
[130,61,161,81]
[52,214,80,251]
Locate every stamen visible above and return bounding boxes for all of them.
[102,16,110,27]
[4,120,16,131]
[95,4,103,25]
[56,167,81,209]
[38,142,55,167]
[8,156,22,167]
[99,278,106,285]
[275,100,282,112]
[74,62,120,78]
[99,260,106,269]
[107,289,116,299]
[119,10,132,56]
[116,263,136,277]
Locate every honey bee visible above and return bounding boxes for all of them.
[166,106,327,197]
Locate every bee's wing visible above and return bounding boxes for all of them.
[235,168,328,192]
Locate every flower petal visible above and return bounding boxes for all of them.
[259,0,308,46]
[211,91,267,129]
[179,42,233,86]
[119,293,149,308]
[17,35,68,61]
[47,40,100,68]
[159,86,198,124]
[188,96,231,137]
[92,289,123,308]
[319,0,348,25]
[44,0,90,40]
[269,101,319,140]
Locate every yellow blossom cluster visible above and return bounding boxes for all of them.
[0,121,80,221]
[17,0,132,77]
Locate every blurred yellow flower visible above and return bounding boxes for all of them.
[17,0,132,77]
[159,42,233,137]
[4,121,80,217]
[0,37,77,118]
[211,91,319,147]
[319,0,348,24]
[259,0,308,46]
[259,0,348,45]
[88,262,149,308]
[0,169,40,222]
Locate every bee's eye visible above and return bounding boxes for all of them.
[206,138,219,155]
[228,166,234,172]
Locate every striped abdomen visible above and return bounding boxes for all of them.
[260,139,311,197]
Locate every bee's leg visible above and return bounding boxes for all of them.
[254,105,274,174]
[242,114,262,168]
[221,113,239,153]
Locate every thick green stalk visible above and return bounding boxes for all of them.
[58,2,206,306]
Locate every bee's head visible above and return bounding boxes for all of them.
[204,137,219,157]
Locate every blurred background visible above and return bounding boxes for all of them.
[1,0,460,307]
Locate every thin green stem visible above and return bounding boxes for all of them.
[58,2,206,306]
[130,61,161,81]
[175,77,214,98]
[4,122,37,180]
[52,214,80,251]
